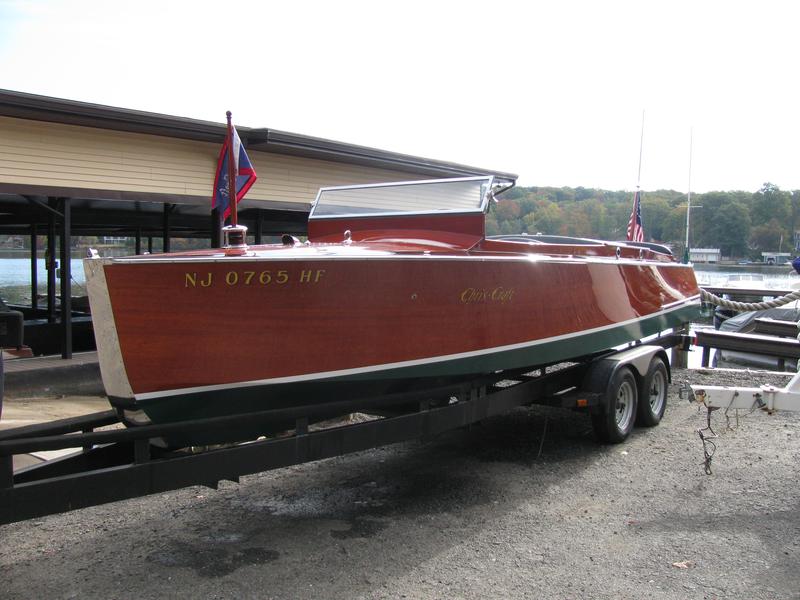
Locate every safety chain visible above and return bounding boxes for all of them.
[697,406,719,475]
[700,288,800,312]
[691,388,763,475]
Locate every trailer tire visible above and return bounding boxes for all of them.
[591,367,638,443]
[636,356,668,427]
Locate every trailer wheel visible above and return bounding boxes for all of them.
[591,367,638,443]
[636,356,668,427]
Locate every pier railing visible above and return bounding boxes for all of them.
[693,328,800,370]
[690,285,800,371]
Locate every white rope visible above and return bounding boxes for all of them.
[700,288,800,312]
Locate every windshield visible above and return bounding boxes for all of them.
[309,177,493,219]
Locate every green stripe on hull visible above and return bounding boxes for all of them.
[346,302,699,382]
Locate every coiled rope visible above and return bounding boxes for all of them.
[700,288,800,312]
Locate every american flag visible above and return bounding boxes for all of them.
[626,190,644,242]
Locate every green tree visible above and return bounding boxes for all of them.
[494,199,521,221]
[562,206,592,237]
[749,218,787,256]
[532,201,564,234]
[704,201,750,257]
[485,213,500,236]
[522,212,536,233]
[500,218,524,235]
[498,183,777,253]
[751,183,790,232]
[640,196,671,242]
[576,199,607,238]
[662,206,689,248]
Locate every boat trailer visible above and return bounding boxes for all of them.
[0,339,681,526]
[689,370,800,414]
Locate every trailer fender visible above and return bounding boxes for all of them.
[606,345,671,382]
[581,345,671,408]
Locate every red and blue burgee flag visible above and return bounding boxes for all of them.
[626,190,644,242]
[212,126,257,219]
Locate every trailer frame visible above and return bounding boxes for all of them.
[0,337,681,525]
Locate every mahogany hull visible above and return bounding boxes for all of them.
[86,250,699,439]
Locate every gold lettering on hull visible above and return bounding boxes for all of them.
[185,272,214,287]
[299,269,326,283]
[183,269,325,288]
[460,287,514,304]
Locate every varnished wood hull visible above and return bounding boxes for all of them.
[86,249,699,442]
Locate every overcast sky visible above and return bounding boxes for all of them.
[1,0,797,193]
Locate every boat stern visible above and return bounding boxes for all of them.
[84,257,136,406]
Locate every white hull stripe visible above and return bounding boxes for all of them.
[134,297,700,402]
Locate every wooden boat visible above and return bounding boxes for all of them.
[85,176,700,442]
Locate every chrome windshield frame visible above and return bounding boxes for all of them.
[308,176,495,220]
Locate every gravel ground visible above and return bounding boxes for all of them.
[1,367,799,599]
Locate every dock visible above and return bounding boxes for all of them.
[1,351,102,399]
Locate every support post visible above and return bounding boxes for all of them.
[59,198,72,359]
[701,346,710,368]
[671,325,689,368]
[135,227,142,255]
[162,203,171,254]
[30,224,38,312]
[211,207,222,248]
[61,198,72,358]
[254,210,263,244]
[147,236,153,254]
[46,199,57,324]
[0,455,11,490]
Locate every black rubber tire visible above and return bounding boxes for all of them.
[636,356,668,427]
[591,367,638,444]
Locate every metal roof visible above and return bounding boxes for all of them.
[0,89,517,183]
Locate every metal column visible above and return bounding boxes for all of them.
[59,198,72,359]
[254,210,263,244]
[162,203,171,254]
[30,224,38,312]
[211,207,222,248]
[46,199,57,324]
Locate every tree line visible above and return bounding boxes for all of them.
[491,183,799,259]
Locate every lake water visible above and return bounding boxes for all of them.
[1,257,86,286]
[1,258,87,303]
[692,264,799,289]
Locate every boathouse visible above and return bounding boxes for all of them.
[0,89,516,357]
[689,248,721,263]
[761,252,791,265]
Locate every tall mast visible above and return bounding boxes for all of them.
[636,110,645,189]
[683,128,693,263]
[685,127,693,249]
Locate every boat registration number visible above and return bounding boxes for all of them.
[184,269,326,288]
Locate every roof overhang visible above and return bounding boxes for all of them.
[0,89,518,184]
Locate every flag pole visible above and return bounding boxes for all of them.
[225,111,238,227]
[627,110,645,242]
[221,110,248,253]
[636,110,645,190]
